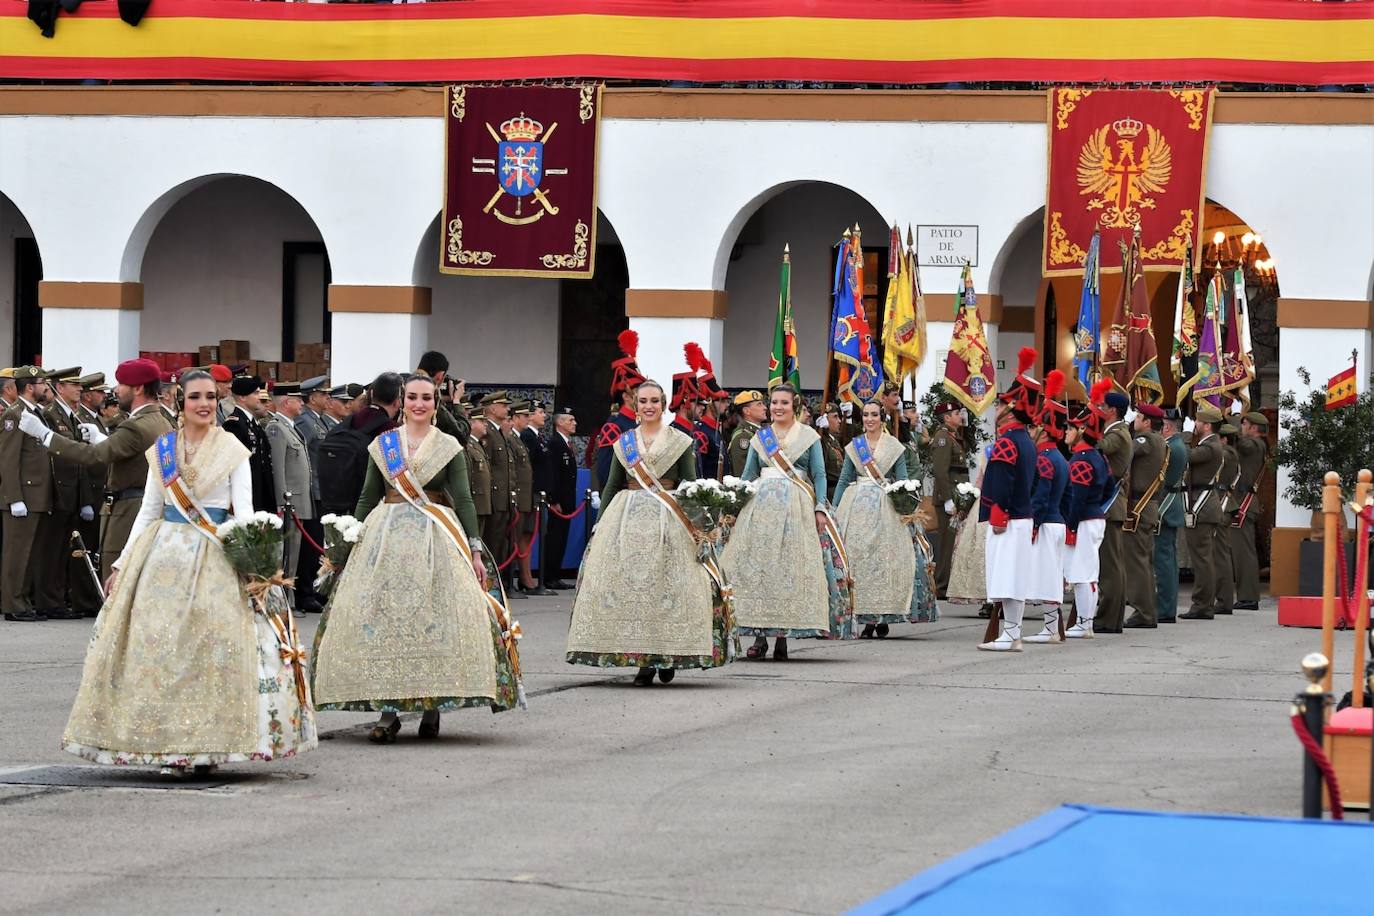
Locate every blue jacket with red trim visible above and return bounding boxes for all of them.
[1063,441,1111,533]
[978,423,1035,526]
[592,406,637,488]
[1030,441,1068,527]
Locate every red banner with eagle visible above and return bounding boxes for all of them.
[442,84,600,278]
[1042,87,1215,277]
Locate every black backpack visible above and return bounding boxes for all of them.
[315,413,392,515]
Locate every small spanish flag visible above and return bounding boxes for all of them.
[1326,364,1358,410]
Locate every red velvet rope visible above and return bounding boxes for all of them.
[496,510,530,571]
[1332,503,1373,630]
[292,514,326,556]
[1290,711,1344,820]
[547,502,585,520]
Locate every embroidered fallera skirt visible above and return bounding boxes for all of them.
[836,480,915,624]
[946,518,989,605]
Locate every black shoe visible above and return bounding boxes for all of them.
[773,637,789,661]
[860,624,876,639]
[1179,609,1213,620]
[418,710,441,739]
[44,607,83,620]
[1095,626,1123,634]
[657,669,676,684]
[506,586,528,600]
[633,668,656,686]
[1158,617,1177,624]
[874,624,890,638]
[523,585,556,597]
[1215,607,1233,615]
[4,611,42,622]
[1123,615,1157,629]
[547,580,574,590]
[1233,600,1260,611]
[298,598,324,613]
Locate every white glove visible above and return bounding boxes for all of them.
[9,501,27,518]
[590,491,602,510]
[17,410,52,445]
[944,499,955,515]
[816,415,829,430]
[80,505,95,522]
[79,423,108,445]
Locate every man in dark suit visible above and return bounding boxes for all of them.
[221,375,276,513]
[518,400,555,595]
[545,406,579,589]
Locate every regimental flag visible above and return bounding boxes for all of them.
[1326,362,1358,411]
[1101,228,1163,404]
[1073,230,1101,393]
[831,228,883,403]
[882,225,927,387]
[1044,87,1215,277]
[1225,266,1256,410]
[768,245,801,391]
[1180,273,1226,409]
[1171,241,1199,385]
[942,264,997,415]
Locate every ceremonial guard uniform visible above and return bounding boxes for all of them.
[668,347,706,480]
[479,391,516,571]
[1095,394,1134,633]
[1024,371,1069,644]
[686,344,729,480]
[978,349,1041,652]
[593,330,645,489]
[221,377,276,513]
[37,368,102,618]
[1212,424,1241,616]
[1,367,55,620]
[1180,405,1225,620]
[1062,380,1114,639]
[1153,408,1190,622]
[931,402,969,598]
[1231,412,1270,610]
[727,390,764,477]
[465,419,493,533]
[1122,403,1167,628]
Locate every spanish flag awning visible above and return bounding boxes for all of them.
[2,0,1371,85]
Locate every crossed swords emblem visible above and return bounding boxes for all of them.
[471,120,567,226]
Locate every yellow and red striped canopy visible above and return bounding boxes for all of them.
[2,0,1371,84]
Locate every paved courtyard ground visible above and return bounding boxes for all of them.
[0,596,1353,915]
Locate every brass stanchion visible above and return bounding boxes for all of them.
[1298,653,1331,819]
[1350,469,1372,709]
[1322,472,1341,694]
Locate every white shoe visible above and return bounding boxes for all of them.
[1065,621,1094,639]
[1023,625,1063,644]
[977,631,1023,652]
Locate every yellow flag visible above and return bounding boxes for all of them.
[882,246,924,384]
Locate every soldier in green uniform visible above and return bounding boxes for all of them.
[1212,422,1241,616]
[1231,411,1270,610]
[1095,391,1134,633]
[1180,405,1225,620]
[728,389,765,477]
[466,413,494,543]
[819,402,844,495]
[1,367,55,621]
[930,400,968,599]
[507,400,537,598]
[37,367,102,618]
[479,391,515,583]
[417,350,470,442]
[1123,402,1167,629]
[1153,407,1190,622]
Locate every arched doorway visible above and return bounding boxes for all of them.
[719,181,887,392]
[133,175,330,377]
[1,192,42,366]
[414,209,628,427]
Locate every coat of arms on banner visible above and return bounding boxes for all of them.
[442,84,601,278]
[1043,87,1215,277]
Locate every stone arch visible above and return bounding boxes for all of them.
[1,191,43,365]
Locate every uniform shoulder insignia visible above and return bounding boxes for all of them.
[990,437,1018,465]
[1135,436,1147,444]
[1068,458,1094,486]
[935,435,948,447]
[1036,454,1054,479]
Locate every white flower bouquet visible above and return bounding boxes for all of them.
[216,512,286,584]
[883,479,924,518]
[675,476,756,550]
[954,481,981,518]
[314,513,363,596]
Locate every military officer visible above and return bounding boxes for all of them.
[1232,411,1270,610]
[1180,404,1226,620]
[18,360,171,581]
[210,364,235,425]
[222,375,276,513]
[728,389,766,478]
[930,400,969,599]
[35,368,102,618]
[293,376,331,612]
[1212,422,1242,616]
[1094,391,1134,634]
[324,385,350,427]
[157,377,178,426]
[511,399,552,596]
[466,413,494,542]
[1,367,56,621]
[819,402,845,495]
[77,373,107,428]
[546,406,579,589]
[479,390,515,577]
[1153,407,1190,623]
[264,383,314,613]
[1122,402,1167,629]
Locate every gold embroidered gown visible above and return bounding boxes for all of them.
[63,427,317,767]
[722,423,854,638]
[567,426,732,669]
[312,427,519,713]
[833,433,916,623]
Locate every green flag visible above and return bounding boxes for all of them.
[768,245,801,390]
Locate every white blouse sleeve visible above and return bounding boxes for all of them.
[113,468,164,571]
[228,457,254,521]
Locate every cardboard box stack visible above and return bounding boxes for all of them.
[145,340,331,383]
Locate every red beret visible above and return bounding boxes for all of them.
[114,358,161,387]
[1136,403,1164,420]
[209,364,233,383]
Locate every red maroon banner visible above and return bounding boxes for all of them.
[1043,87,1215,277]
[442,84,600,278]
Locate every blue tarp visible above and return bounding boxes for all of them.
[850,805,1374,916]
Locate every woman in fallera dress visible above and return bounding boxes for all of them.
[312,374,521,743]
[62,367,317,775]
[566,381,733,685]
[723,384,854,659]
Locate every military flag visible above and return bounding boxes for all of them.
[1072,230,1101,393]
[1219,266,1256,409]
[1101,227,1163,404]
[1326,357,1358,411]
[1179,273,1226,408]
[941,264,997,415]
[881,225,927,387]
[831,227,883,403]
[768,245,801,390]
[1170,241,1198,386]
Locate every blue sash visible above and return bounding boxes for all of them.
[852,434,873,465]
[617,430,640,465]
[758,425,780,457]
[377,428,406,479]
[163,506,229,525]
[156,430,179,484]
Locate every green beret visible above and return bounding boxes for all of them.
[1243,411,1268,429]
[1195,404,1223,424]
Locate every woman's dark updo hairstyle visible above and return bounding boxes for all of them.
[769,383,802,414]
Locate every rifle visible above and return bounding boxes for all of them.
[69,530,104,603]
[1231,491,1255,528]
[1124,445,1169,534]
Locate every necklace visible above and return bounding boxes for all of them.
[180,431,206,485]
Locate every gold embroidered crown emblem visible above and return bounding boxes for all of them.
[1112,117,1143,139]
[499,113,543,142]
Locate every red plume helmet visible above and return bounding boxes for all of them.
[1043,369,1066,400]
[1089,378,1112,406]
[1038,370,1068,440]
[1000,346,1040,417]
[1016,346,1037,377]
[609,329,645,396]
[1072,378,1114,441]
[618,329,639,358]
[684,341,708,373]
